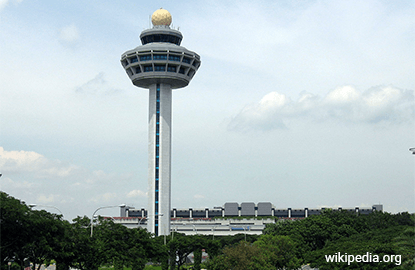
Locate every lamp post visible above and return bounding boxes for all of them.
[171,225,178,240]
[97,215,116,222]
[212,225,218,240]
[138,217,147,228]
[29,204,63,216]
[242,226,247,242]
[91,204,126,237]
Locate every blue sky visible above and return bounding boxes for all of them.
[1,0,414,221]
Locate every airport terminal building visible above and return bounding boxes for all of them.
[111,202,383,236]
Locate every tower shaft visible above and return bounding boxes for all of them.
[148,83,172,236]
[121,8,200,237]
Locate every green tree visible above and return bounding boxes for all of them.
[70,216,103,270]
[1,192,33,270]
[23,210,66,270]
[54,219,74,270]
[263,210,415,268]
[149,236,168,270]
[190,235,206,270]
[207,241,271,270]
[307,226,407,269]
[254,234,301,270]
[393,225,415,269]
[71,216,155,270]
[203,239,221,261]
[166,233,193,269]
[129,228,158,270]
[1,192,67,270]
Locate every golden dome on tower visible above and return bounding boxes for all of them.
[151,8,172,26]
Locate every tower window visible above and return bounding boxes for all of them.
[135,67,141,73]
[154,65,166,72]
[154,54,167,60]
[182,57,191,64]
[140,55,152,61]
[179,67,185,74]
[144,66,153,72]
[167,65,177,72]
[188,69,195,77]
[141,34,182,45]
[130,56,138,63]
[154,84,161,236]
[169,55,181,62]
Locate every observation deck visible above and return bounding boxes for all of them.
[121,42,200,89]
[120,10,200,89]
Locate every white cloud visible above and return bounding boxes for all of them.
[0,147,137,220]
[59,24,80,43]
[0,147,45,171]
[127,189,147,198]
[0,147,134,198]
[37,194,56,204]
[325,86,360,104]
[0,0,22,12]
[228,86,414,131]
[0,0,8,11]
[259,92,290,111]
[90,192,118,203]
[227,92,291,132]
[0,177,35,189]
[0,147,78,178]
[75,72,122,95]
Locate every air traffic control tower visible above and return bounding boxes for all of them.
[120,8,201,236]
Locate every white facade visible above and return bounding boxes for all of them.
[147,84,172,236]
[112,217,272,236]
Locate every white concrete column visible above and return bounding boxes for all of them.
[147,83,172,236]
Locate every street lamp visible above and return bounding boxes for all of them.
[138,217,147,228]
[171,225,178,240]
[90,204,126,237]
[212,225,218,240]
[242,226,247,242]
[29,204,64,216]
[96,215,116,222]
